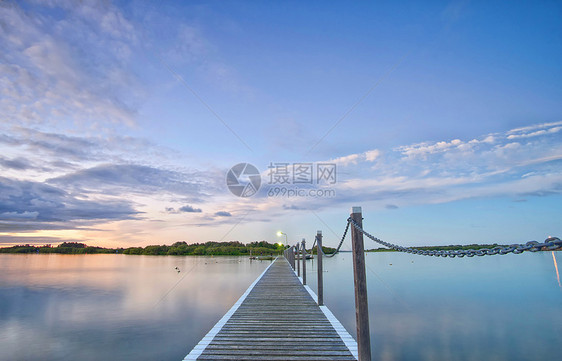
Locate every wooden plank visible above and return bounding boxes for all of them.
[185,258,357,360]
[197,356,356,361]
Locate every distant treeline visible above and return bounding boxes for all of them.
[309,246,338,254]
[5,242,543,256]
[123,241,283,256]
[0,241,286,256]
[0,242,119,254]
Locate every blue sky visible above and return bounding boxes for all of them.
[1,0,561,248]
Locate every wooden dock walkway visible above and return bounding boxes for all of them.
[184,257,358,360]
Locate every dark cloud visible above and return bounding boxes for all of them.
[0,134,20,146]
[165,205,203,214]
[0,176,139,232]
[49,160,80,170]
[178,205,202,213]
[283,204,306,210]
[0,127,218,202]
[0,156,32,170]
[385,204,399,209]
[214,211,232,217]
[0,127,161,166]
[48,164,205,197]
[0,128,97,161]
[0,235,79,245]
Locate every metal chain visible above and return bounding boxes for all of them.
[349,217,562,258]
[320,219,351,258]
[302,243,310,256]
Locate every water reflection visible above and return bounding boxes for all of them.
[307,251,562,361]
[0,254,269,361]
[3,252,561,361]
[552,252,561,288]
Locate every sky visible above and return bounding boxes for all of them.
[1,0,561,248]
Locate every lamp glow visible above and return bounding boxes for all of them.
[277,231,288,246]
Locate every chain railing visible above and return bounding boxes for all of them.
[282,206,561,361]
[349,217,562,258]
[314,220,351,258]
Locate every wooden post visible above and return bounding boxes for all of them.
[301,239,306,285]
[290,246,295,270]
[296,243,300,277]
[350,206,371,361]
[316,230,323,306]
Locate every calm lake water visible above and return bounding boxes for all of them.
[0,254,269,361]
[306,251,562,361]
[1,252,561,361]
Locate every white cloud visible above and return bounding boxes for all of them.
[330,153,361,166]
[396,138,463,158]
[340,174,476,192]
[37,0,136,43]
[482,135,495,144]
[507,126,561,139]
[308,121,562,211]
[365,149,381,162]
[507,120,562,134]
[506,121,562,139]
[0,211,39,220]
[329,149,381,166]
[0,1,141,129]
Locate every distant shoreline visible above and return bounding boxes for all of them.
[1,241,558,256]
[0,241,336,256]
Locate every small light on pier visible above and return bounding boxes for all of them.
[277,231,288,245]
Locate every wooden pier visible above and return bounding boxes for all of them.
[184,257,358,360]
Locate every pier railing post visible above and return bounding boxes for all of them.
[301,238,306,285]
[350,206,371,361]
[296,243,300,277]
[316,231,323,306]
[289,246,294,269]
